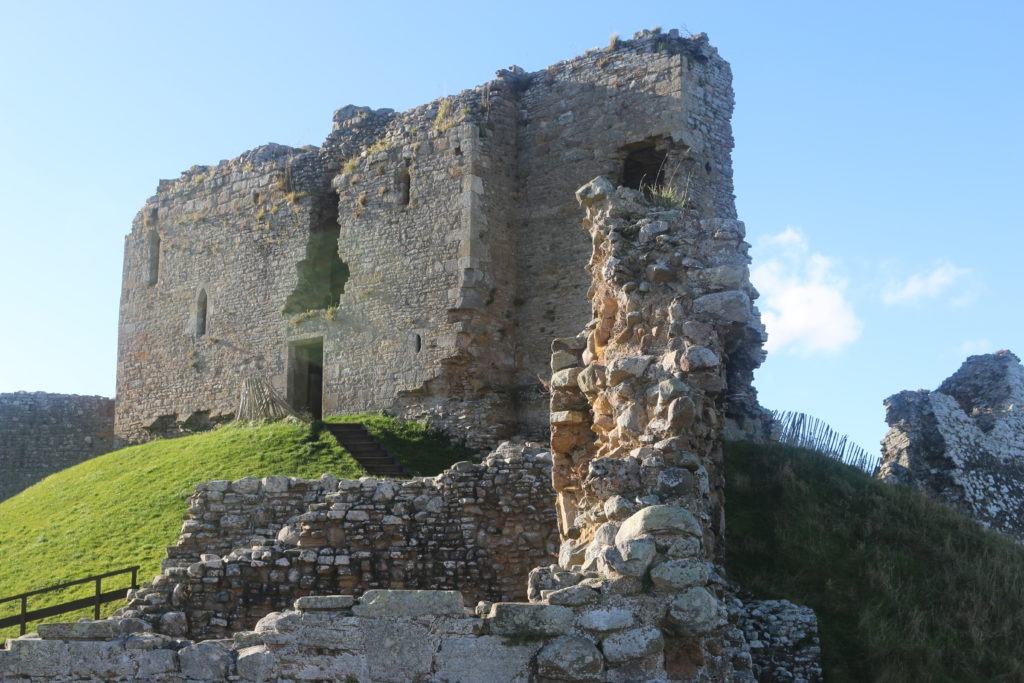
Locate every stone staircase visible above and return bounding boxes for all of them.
[323,423,412,478]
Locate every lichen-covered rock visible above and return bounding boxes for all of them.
[536,635,605,681]
[666,587,723,636]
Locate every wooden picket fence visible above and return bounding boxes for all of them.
[772,410,878,474]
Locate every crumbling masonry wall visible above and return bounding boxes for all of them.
[0,392,115,501]
[119,445,558,640]
[115,30,747,448]
[0,181,813,683]
[878,350,1024,542]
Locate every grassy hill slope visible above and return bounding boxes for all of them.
[0,415,470,637]
[726,442,1024,683]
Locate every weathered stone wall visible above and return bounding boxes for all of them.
[163,474,337,568]
[115,29,751,449]
[0,181,812,683]
[0,392,115,501]
[121,444,558,640]
[878,350,1024,542]
[116,144,332,442]
[0,592,818,682]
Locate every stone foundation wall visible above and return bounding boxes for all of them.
[0,392,115,501]
[122,444,558,640]
[0,592,817,682]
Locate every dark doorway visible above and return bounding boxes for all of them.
[288,339,324,418]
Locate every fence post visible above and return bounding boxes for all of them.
[19,595,27,636]
[94,577,102,620]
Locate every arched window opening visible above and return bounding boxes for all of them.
[147,231,161,286]
[411,333,422,353]
[396,167,411,206]
[195,289,208,338]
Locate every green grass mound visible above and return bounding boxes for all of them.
[726,441,1024,683]
[0,416,470,638]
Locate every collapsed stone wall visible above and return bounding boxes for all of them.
[0,392,115,501]
[0,181,814,683]
[115,29,749,449]
[120,444,558,640]
[878,350,1024,541]
[0,593,817,683]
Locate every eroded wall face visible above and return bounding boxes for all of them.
[511,36,739,437]
[119,445,557,640]
[315,91,521,446]
[0,393,115,501]
[115,146,333,442]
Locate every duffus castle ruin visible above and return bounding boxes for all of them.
[113,29,767,450]
[1,30,829,682]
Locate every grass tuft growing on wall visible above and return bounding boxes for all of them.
[726,441,1024,683]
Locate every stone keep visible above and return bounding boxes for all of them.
[878,350,1024,542]
[115,30,765,447]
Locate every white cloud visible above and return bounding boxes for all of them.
[882,262,971,306]
[751,227,862,356]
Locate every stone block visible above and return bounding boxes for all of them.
[486,603,573,637]
[5,638,71,677]
[577,607,634,633]
[615,505,702,545]
[179,640,232,680]
[351,589,465,617]
[536,635,604,681]
[602,626,664,663]
[606,356,654,386]
[133,647,177,677]
[551,367,584,389]
[691,290,751,324]
[363,618,436,682]
[666,586,723,636]
[433,635,540,683]
[236,645,277,681]
[295,594,354,611]
[544,584,600,606]
[66,640,138,679]
[37,619,118,640]
[650,559,708,592]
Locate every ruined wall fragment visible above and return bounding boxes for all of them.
[114,30,764,449]
[878,350,1024,541]
[118,443,558,640]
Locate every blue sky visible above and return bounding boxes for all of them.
[1,1,1021,459]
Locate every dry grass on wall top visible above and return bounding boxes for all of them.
[726,441,1024,683]
[0,420,366,639]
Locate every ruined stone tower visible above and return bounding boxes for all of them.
[115,30,759,447]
